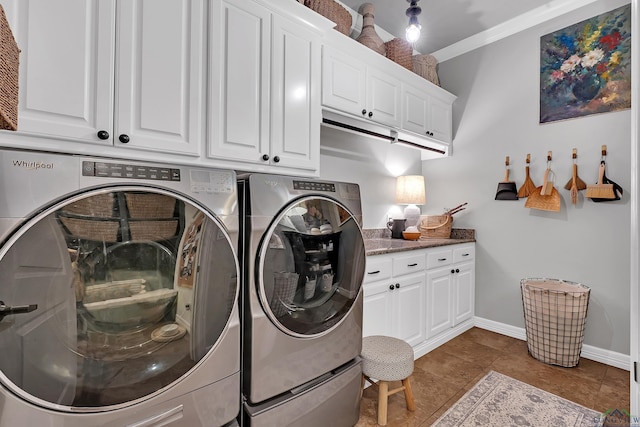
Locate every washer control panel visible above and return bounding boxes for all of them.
[293,180,336,192]
[82,161,180,181]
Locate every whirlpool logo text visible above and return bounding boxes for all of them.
[12,159,54,170]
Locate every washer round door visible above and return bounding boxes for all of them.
[0,187,238,411]
[257,196,365,337]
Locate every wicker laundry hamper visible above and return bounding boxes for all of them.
[521,278,590,367]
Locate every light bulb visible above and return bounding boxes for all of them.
[406,23,421,43]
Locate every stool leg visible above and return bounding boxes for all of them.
[402,377,416,412]
[360,374,365,399]
[377,380,388,426]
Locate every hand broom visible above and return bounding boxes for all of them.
[517,154,536,198]
[586,161,615,200]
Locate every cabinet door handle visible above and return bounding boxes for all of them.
[389,284,395,290]
[456,268,460,273]
[118,134,130,143]
[407,263,418,267]
[367,270,381,275]
[395,283,400,288]
[438,258,447,261]
[273,156,280,163]
[462,253,470,257]
[361,109,367,116]
[368,111,373,118]
[451,269,455,274]
[97,130,110,140]
[261,154,270,161]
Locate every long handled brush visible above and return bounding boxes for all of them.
[586,161,615,200]
[517,154,536,198]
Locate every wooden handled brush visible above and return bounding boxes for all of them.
[586,162,615,199]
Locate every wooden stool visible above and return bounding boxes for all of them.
[361,335,416,426]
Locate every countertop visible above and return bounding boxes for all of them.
[364,237,475,256]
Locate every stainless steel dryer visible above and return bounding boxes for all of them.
[238,174,366,427]
[0,148,240,426]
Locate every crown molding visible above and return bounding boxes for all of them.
[432,0,629,63]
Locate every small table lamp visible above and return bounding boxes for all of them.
[396,175,425,228]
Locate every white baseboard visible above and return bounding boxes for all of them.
[413,319,475,360]
[474,316,631,371]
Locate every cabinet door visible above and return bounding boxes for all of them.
[3,0,114,143]
[363,281,393,338]
[426,267,453,339]
[321,46,366,117]
[393,273,426,347]
[428,96,453,144]
[269,14,320,172]
[208,0,270,163]
[116,0,204,155]
[401,84,429,136]
[453,262,474,325]
[367,67,401,128]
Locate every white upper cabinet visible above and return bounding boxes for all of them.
[322,46,401,128]
[402,82,453,144]
[3,0,204,156]
[208,0,327,175]
[321,32,456,158]
[3,1,114,143]
[115,0,204,155]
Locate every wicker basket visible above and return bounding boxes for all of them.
[419,214,452,239]
[62,193,115,217]
[129,220,178,241]
[125,193,176,219]
[385,38,413,70]
[304,0,352,36]
[412,54,440,86]
[0,4,19,131]
[59,217,120,242]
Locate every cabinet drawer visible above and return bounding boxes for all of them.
[363,256,392,284]
[426,248,453,269]
[392,252,426,277]
[453,245,475,263]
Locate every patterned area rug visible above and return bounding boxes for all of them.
[432,371,602,427]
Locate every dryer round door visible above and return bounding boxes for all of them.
[257,196,365,337]
[0,187,238,411]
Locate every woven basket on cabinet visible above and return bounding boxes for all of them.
[385,38,413,70]
[304,0,352,36]
[0,4,19,131]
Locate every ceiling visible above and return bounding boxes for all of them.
[337,0,567,55]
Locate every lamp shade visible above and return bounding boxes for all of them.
[395,175,426,205]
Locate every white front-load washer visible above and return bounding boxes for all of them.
[0,148,240,426]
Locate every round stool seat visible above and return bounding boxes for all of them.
[361,335,414,382]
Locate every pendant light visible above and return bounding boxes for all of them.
[405,0,422,43]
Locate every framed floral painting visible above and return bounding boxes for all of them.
[540,5,631,123]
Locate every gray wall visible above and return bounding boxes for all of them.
[430,0,631,354]
[319,125,422,228]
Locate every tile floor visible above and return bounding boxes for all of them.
[356,327,630,426]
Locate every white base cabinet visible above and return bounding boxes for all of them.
[363,243,475,359]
